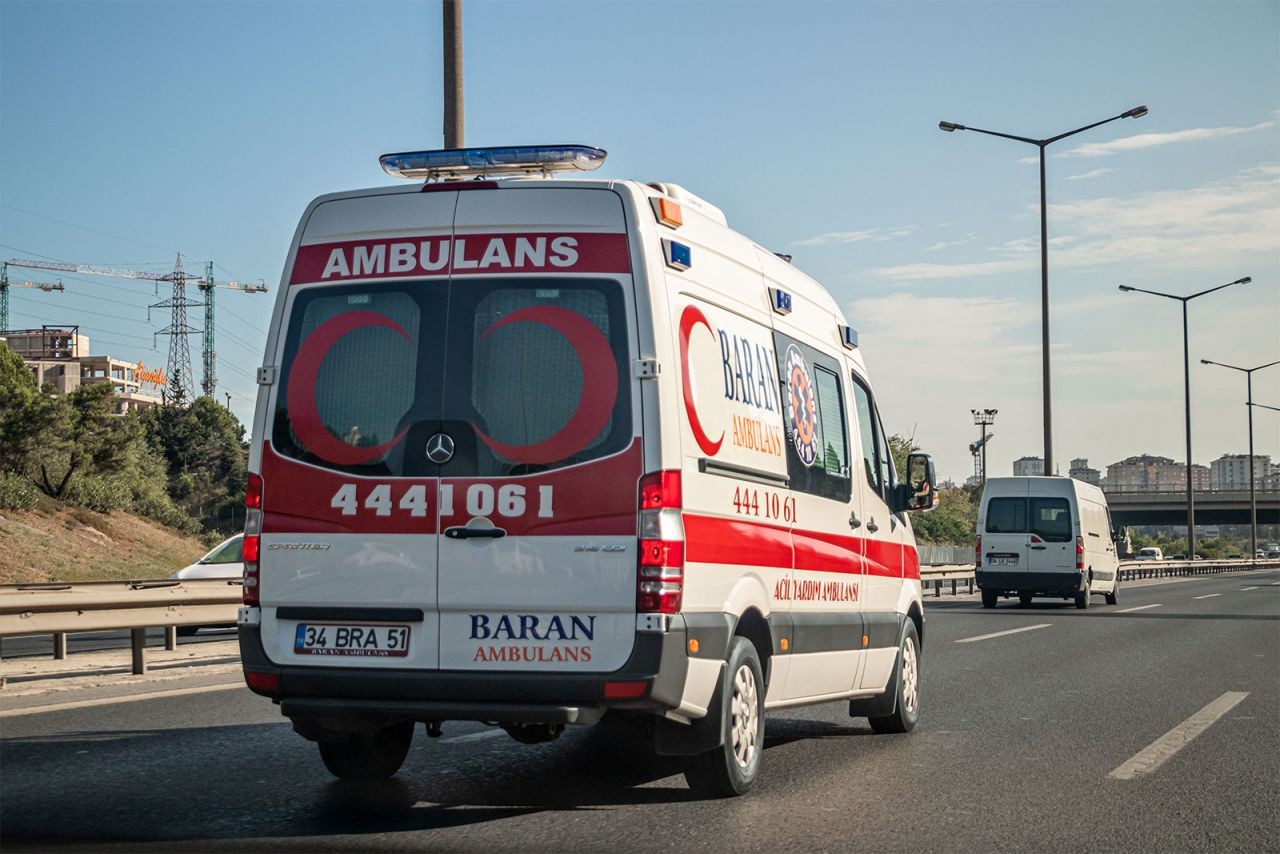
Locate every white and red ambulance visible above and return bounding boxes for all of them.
[239,145,937,796]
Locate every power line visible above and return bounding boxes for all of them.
[1,204,180,254]
[11,293,153,327]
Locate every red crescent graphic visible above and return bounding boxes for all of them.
[678,305,724,456]
[473,306,619,465]
[286,311,413,466]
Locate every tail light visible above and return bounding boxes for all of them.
[975,536,982,569]
[243,472,263,606]
[638,471,683,614]
[1076,535,1085,571]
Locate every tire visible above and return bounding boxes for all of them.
[869,620,921,734]
[1018,593,1033,607]
[318,721,414,781]
[981,589,998,609]
[1074,580,1091,610]
[683,636,765,798]
[1104,580,1118,606]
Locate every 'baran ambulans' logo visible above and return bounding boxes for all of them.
[785,344,818,467]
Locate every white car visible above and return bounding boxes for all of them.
[1136,547,1163,562]
[172,534,244,580]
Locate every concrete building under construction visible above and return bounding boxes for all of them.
[1,326,164,415]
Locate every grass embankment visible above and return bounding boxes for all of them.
[0,495,208,583]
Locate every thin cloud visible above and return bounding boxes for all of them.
[1062,121,1276,158]
[872,165,1280,281]
[794,226,916,247]
[925,234,976,252]
[1066,168,1114,181]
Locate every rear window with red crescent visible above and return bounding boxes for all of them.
[271,279,632,478]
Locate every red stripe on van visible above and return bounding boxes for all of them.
[683,514,792,568]
[682,514,918,580]
[290,232,631,284]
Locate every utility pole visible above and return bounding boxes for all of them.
[148,253,202,404]
[443,0,464,148]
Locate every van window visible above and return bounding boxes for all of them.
[272,279,631,477]
[985,496,1073,542]
[1030,497,1072,542]
[985,497,1028,534]
[774,334,850,502]
[850,376,894,503]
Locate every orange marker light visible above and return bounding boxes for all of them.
[688,638,700,654]
[780,638,789,652]
[651,197,684,228]
[862,634,870,648]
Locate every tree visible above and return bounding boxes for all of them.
[887,432,979,545]
[142,397,246,530]
[0,342,41,475]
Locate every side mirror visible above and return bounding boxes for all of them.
[893,452,937,513]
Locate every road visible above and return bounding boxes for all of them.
[3,571,1277,851]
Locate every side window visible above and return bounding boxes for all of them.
[852,375,894,504]
[774,333,850,502]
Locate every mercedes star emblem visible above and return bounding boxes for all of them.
[426,433,455,464]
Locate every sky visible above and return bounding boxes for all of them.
[2,0,1277,482]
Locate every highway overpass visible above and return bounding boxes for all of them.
[1106,488,1280,526]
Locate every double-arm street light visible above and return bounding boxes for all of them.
[940,106,1148,478]
[1201,358,1280,557]
[1118,277,1251,558]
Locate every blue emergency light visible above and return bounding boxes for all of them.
[380,145,608,181]
[663,239,692,271]
[768,287,793,315]
[840,324,859,349]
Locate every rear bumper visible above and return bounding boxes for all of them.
[238,618,691,727]
[976,569,1083,596]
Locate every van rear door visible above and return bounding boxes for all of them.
[1025,493,1074,574]
[434,187,641,673]
[982,480,1030,571]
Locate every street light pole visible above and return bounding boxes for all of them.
[1200,358,1280,558]
[940,106,1148,477]
[1119,276,1251,560]
[972,408,997,485]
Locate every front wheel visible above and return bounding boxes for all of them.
[683,637,765,798]
[869,620,921,734]
[318,721,414,781]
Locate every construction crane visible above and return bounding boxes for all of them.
[6,254,267,401]
[0,262,65,331]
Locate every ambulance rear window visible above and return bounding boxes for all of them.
[271,278,631,478]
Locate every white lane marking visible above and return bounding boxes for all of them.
[1241,587,1258,591]
[0,682,242,719]
[955,624,1051,644]
[443,729,506,744]
[1117,603,1162,613]
[1192,594,1221,600]
[1271,582,1280,586]
[1108,691,1249,781]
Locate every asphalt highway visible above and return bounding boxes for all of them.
[2,570,1277,852]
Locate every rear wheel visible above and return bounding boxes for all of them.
[981,589,998,609]
[1104,580,1118,606]
[869,620,921,734]
[1018,593,1033,607]
[683,637,764,798]
[318,721,414,781]
[1074,581,1091,610]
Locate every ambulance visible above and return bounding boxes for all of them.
[238,145,937,797]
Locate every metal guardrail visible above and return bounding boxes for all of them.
[921,559,1280,597]
[0,578,242,675]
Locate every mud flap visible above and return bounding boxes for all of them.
[848,632,902,720]
[653,663,726,756]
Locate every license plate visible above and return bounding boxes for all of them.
[293,623,410,657]
[988,554,1019,566]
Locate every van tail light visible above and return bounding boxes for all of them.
[1076,536,1085,571]
[638,471,683,614]
[243,472,263,606]
[975,536,982,569]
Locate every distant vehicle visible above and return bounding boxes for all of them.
[976,476,1120,609]
[1227,553,1243,559]
[171,534,244,636]
[1168,554,1186,561]
[1267,550,1280,559]
[1136,547,1163,562]
[172,534,244,580]
[1258,550,1268,559]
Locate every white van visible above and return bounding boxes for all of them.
[237,145,936,796]
[975,476,1120,609]
[1136,547,1163,562]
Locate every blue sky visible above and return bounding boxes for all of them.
[2,1,1277,481]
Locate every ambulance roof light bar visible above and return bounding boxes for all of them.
[380,145,608,181]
